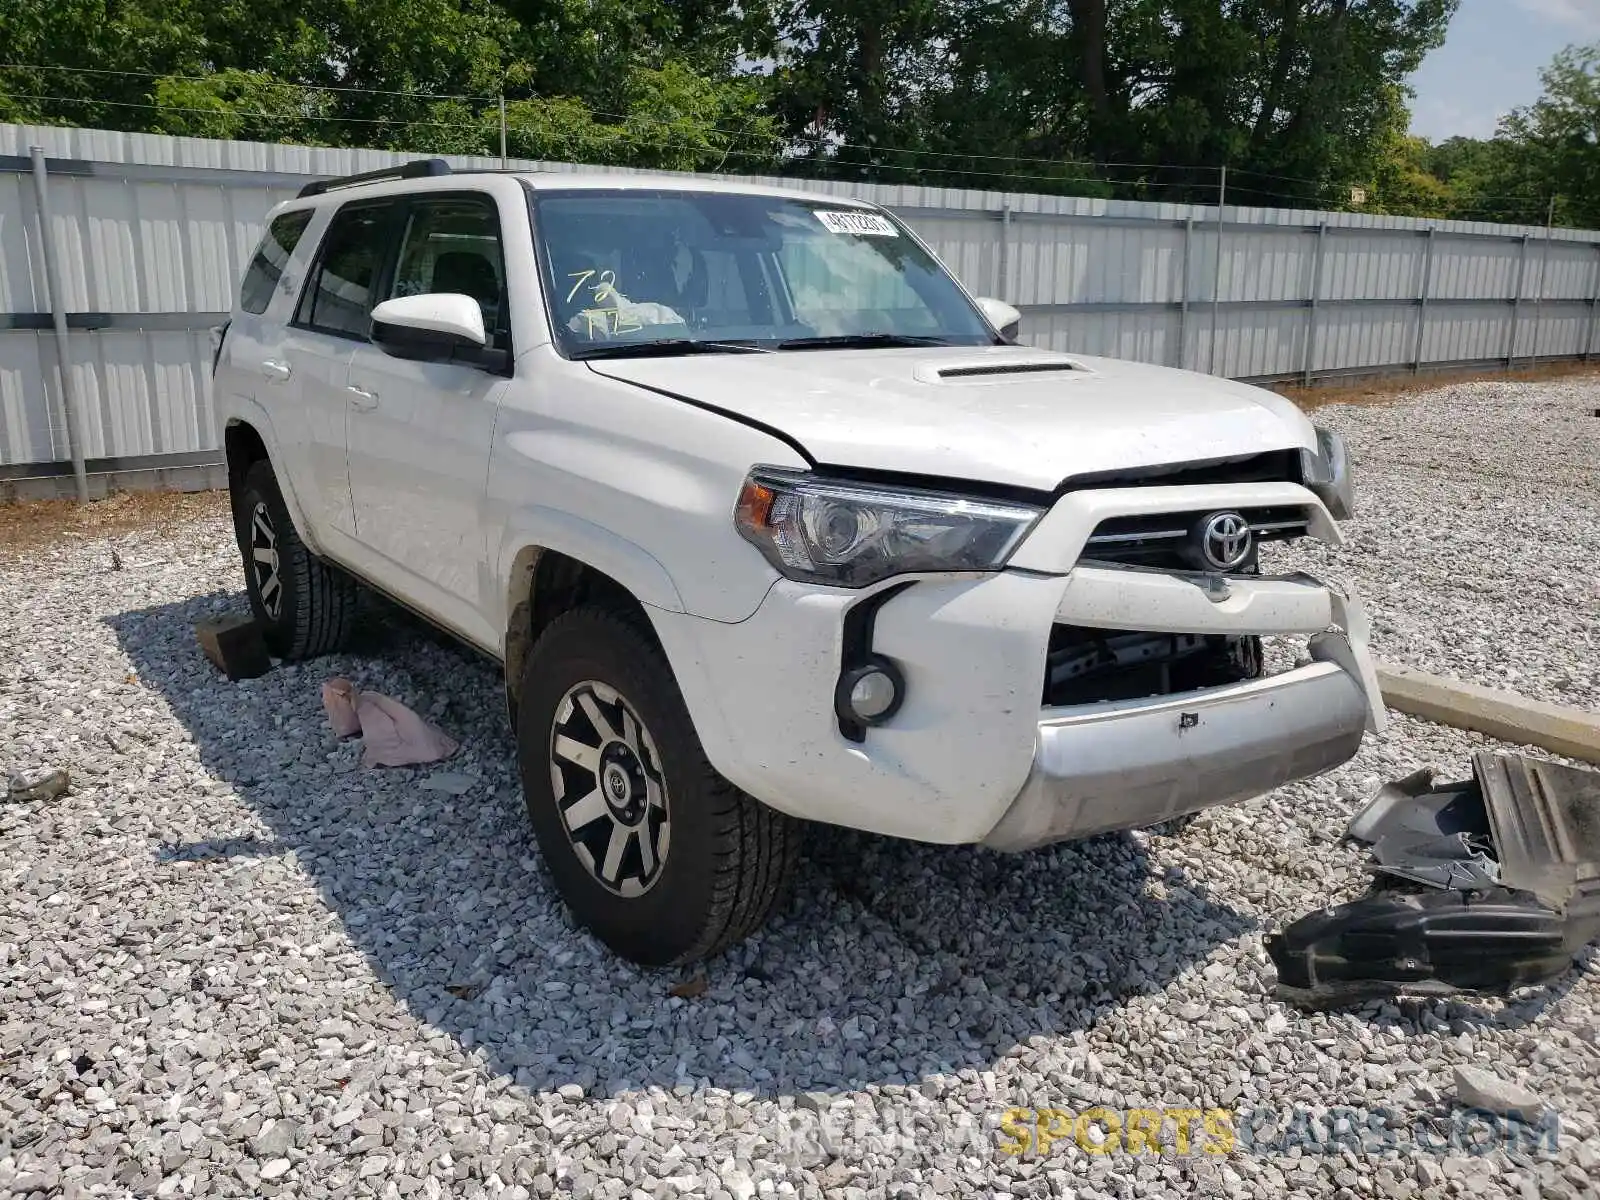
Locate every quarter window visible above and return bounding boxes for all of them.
[296,204,393,338]
[239,210,312,315]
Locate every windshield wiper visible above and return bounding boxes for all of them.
[775,332,955,350]
[572,338,769,360]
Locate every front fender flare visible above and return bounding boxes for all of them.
[494,505,686,632]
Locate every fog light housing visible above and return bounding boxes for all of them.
[835,658,905,728]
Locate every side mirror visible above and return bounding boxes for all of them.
[974,296,1022,343]
[371,293,488,361]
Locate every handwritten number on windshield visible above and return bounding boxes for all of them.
[564,270,595,304]
[566,269,618,305]
[566,269,637,335]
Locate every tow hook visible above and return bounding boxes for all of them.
[1266,752,1600,1009]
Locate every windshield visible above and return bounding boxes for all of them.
[530,188,998,357]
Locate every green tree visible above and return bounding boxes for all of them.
[1,0,1466,204]
[149,70,333,144]
[757,1,956,178]
[1356,90,1452,216]
[0,0,775,167]
[757,1,1458,201]
[1480,44,1600,228]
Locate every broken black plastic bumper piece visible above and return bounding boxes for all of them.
[1267,752,1600,1007]
[1266,887,1599,1008]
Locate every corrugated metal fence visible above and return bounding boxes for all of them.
[6,121,1600,493]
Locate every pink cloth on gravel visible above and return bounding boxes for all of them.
[322,677,458,768]
[321,679,362,738]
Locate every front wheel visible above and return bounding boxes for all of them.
[516,607,800,965]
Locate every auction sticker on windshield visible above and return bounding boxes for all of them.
[813,210,899,237]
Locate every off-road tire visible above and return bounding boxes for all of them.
[516,607,800,965]
[232,458,359,660]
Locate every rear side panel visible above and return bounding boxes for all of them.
[215,203,331,548]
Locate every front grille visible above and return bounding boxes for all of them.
[1082,506,1309,570]
[1043,626,1263,707]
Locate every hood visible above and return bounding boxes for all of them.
[589,346,1316,492]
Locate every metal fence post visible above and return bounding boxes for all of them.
[1175,216,1193,369]
[996,199,1012,299]
[1301,222,1327,385]
[1412,228,1435,373]
[1530,200,1554,367]
[499,95,508,169]
[1506,234,1530,368]
[1585,245,1600,362]
[28,146,90,504]
[1207,164,1227,375]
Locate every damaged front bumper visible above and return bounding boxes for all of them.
[1267,752,1600,1007]
[982,565,1386,850]
[984,662,1369,849]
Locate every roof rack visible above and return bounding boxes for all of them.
[297,157,452,199]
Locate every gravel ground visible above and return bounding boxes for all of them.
[2,378,1598,1200]
[1283,376,1600,712]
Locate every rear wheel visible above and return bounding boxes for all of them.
[516,607,800,965]
[232,458,359,659]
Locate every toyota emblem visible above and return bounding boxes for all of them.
[1197,511,1253,571]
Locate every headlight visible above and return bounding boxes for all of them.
[734,468,1042,587]
[1301,425,1355,520]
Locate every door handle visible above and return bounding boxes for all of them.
[346,384,380,411]
[260,359,292,383]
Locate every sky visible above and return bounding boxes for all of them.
[1408,0,1600,141]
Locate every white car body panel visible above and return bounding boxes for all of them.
[214,167,1377,852]
[653,552,1383,845]
[589,347,1319,492]
[1056,564,1340,635]
[215,205,335,554]
[344,344,510,646]
[281,330,359,538]
[485,365,809,628]
[650,571,1070,842]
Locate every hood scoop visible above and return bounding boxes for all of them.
[917,356,1089,384]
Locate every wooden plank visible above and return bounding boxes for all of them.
[1376,664,1600,765]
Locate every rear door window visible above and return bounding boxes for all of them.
[239,210,312,315]
[295,203,396,338]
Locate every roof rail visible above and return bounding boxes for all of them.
[297,157,452,199]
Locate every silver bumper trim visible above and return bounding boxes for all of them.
[983,661,1368,851]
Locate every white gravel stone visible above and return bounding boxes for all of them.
[418,771,478,796]
[1453,1065,1552,1121]
[1,378,1597,1199]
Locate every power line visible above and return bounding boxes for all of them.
[8,61,1571,220]
[0,60,494,103]
[0,65,1218,191]
[0,91,1196,192]
[0,60,1222,179]
[5,59,1427,199]
[0,91,475,130]
[1204,167,1567,215]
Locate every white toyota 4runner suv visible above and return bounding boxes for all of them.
[215,159,1383,966]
